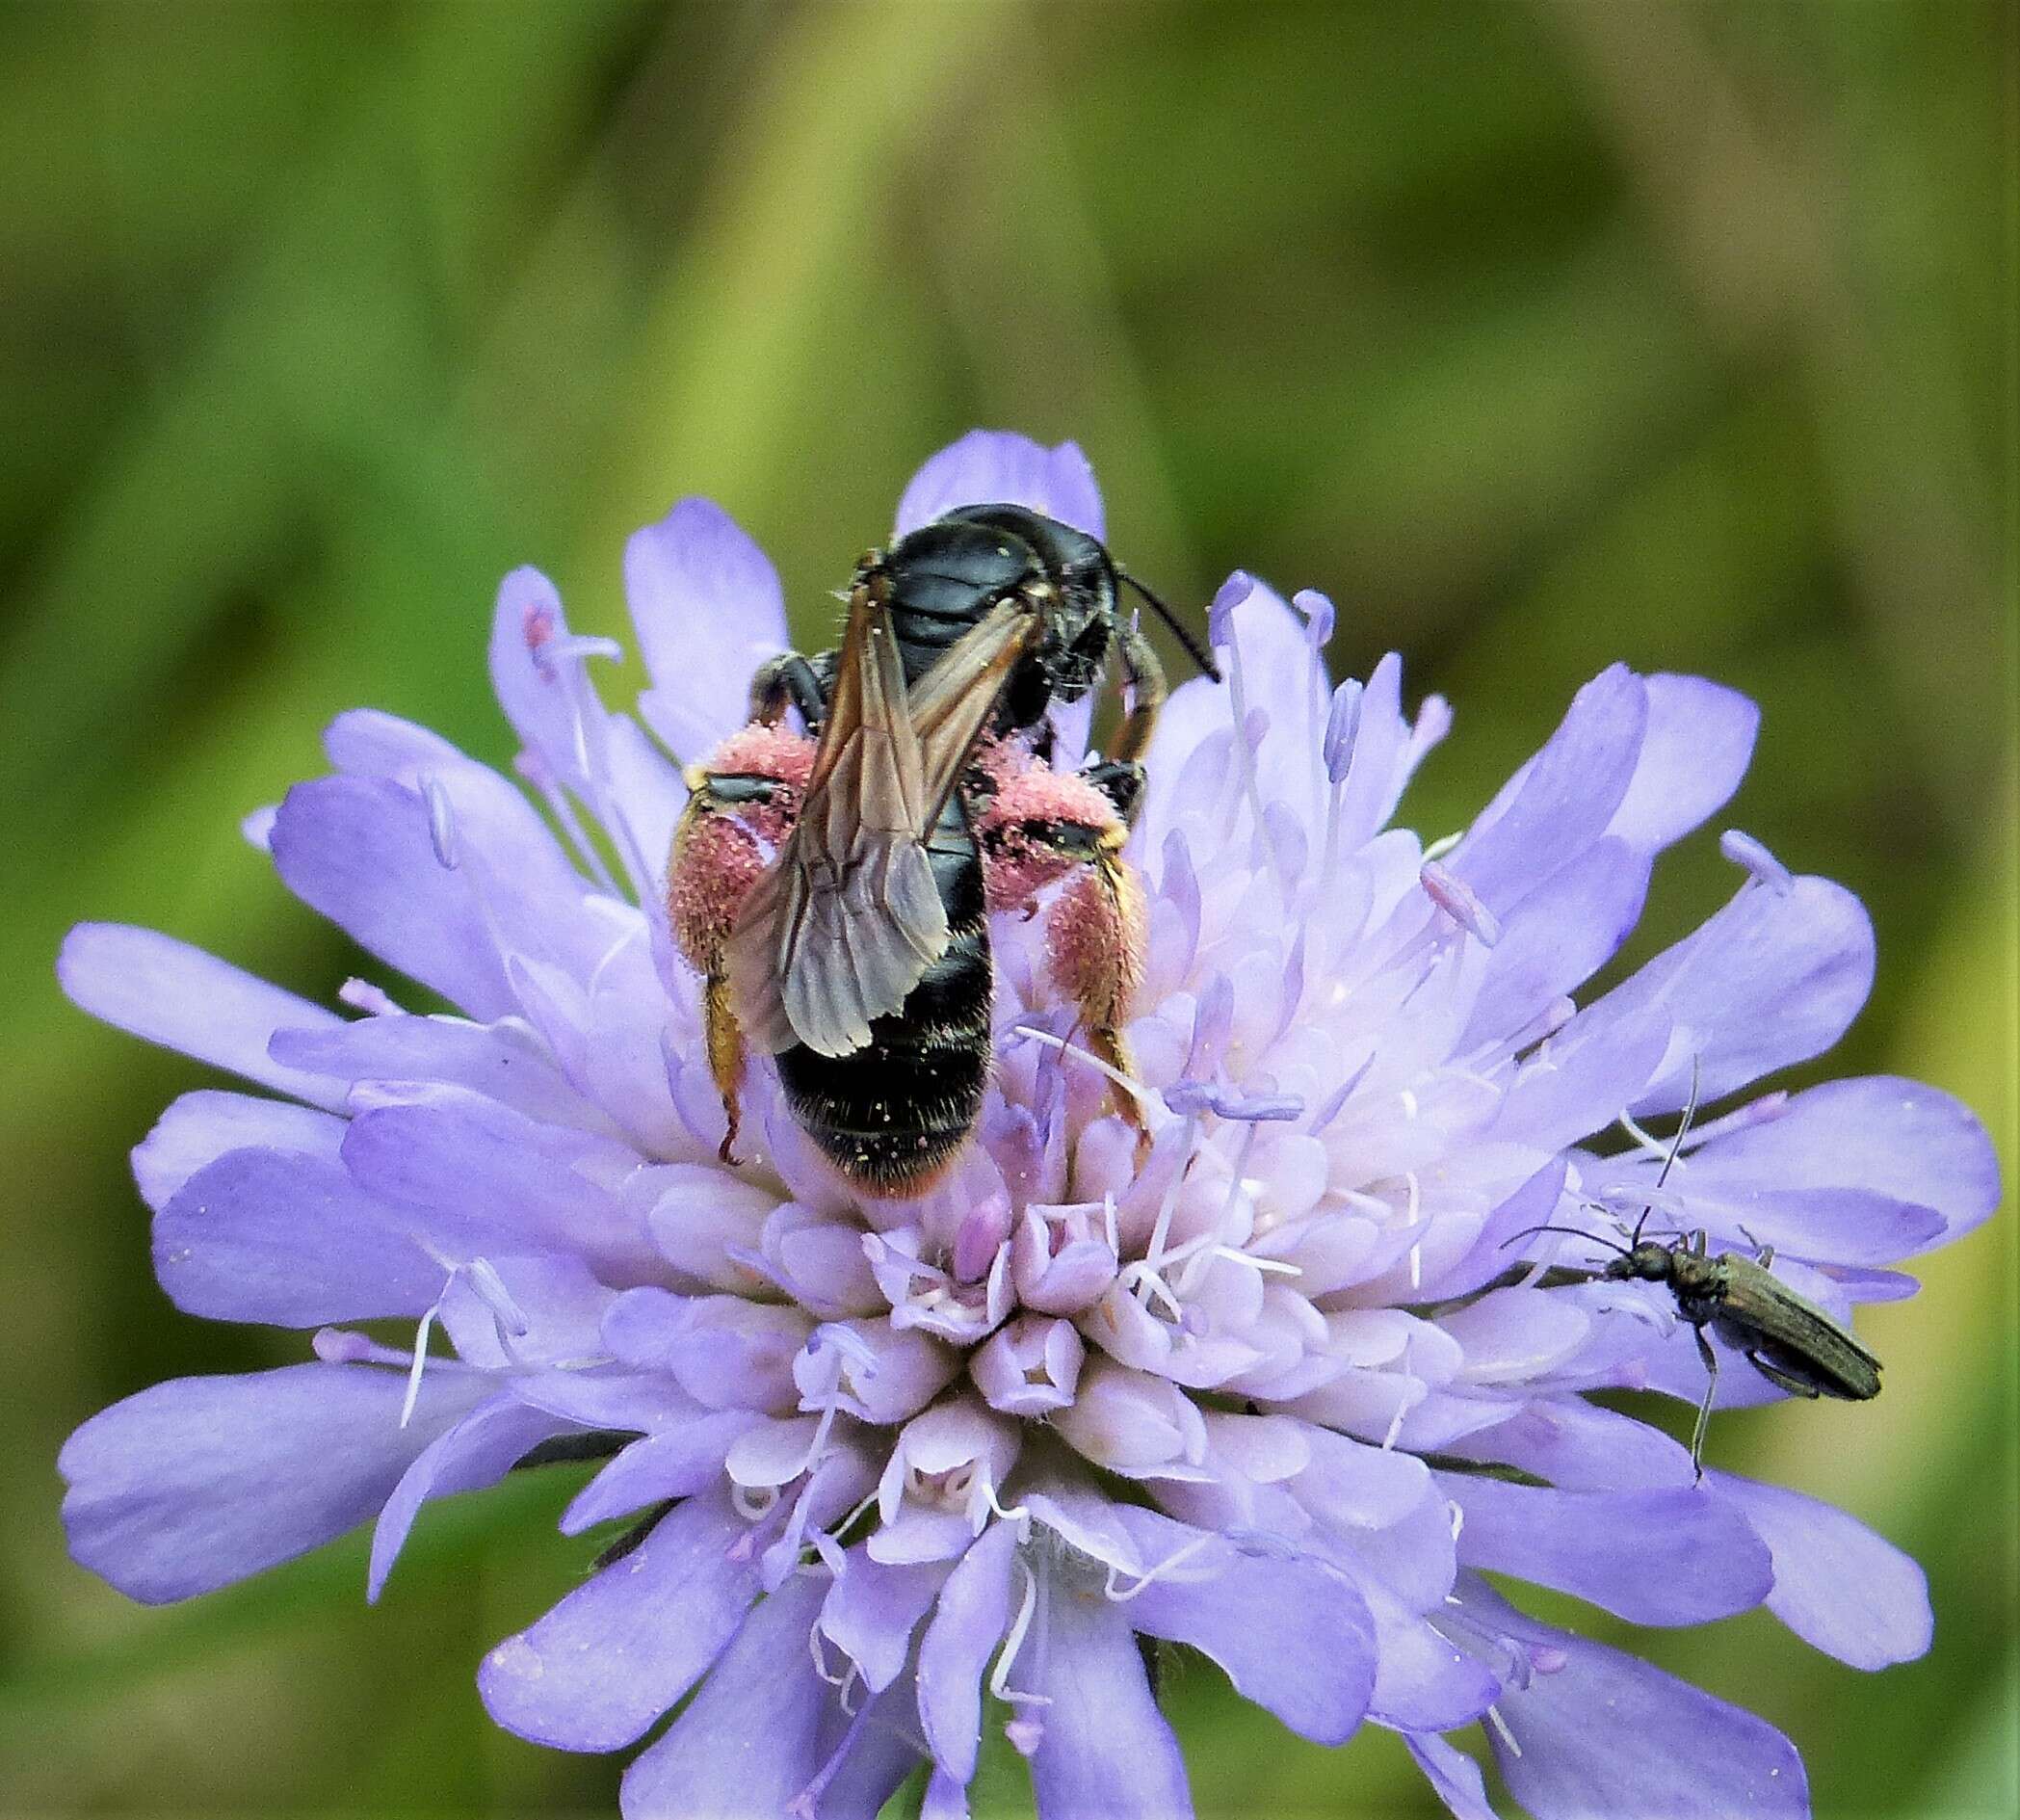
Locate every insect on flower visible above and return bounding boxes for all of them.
[1510,1076,1883,1474]
[668,502,1218,1195]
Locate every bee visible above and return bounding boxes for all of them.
[667,503,1217,1197]
[1508,1079,1880,1475]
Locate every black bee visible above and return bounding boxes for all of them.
[668,504,1216,1197]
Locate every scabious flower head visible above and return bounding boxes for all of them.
[59,433,1999,1819]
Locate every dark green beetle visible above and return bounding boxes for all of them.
[1597,1225,1882,1475]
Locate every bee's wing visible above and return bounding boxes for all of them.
[725,590,1035,1058]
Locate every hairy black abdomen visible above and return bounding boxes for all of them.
[778,812,992,1195]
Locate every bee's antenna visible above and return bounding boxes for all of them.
[1502,1223,1634,1259]
[1117,571,1220,683]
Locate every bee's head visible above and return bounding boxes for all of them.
[950,505,1119,705]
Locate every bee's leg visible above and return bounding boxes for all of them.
[668,767,801,1165]
[1689,1321,1719,1481]
[702,971,745,1167]
[1110,619,1167,770]
[1019,821,1151,1151]
[747,652,828,729]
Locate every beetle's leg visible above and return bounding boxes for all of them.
[1745,1350,1822,1399]
[1689,1321,1719,1481]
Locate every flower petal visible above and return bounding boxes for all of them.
[1404,1731,1498,1820]
[1564,869,1875,1119]
[1110,1506,1375,1745]
[1711,1471,1932,1669]
[369,1392,576,1599]
[58,924,348,1111]
[820,1546,953,1693]
[156,1145,445,1325]
[624,498,788,764]
[1442,1477,1772,1625]
[1027,1570,1194,1820]
[341,1086,656,1282]
[1465,1578,1808,1820]
[479,1485,760,1752]
[59,1363,485,1603]
[132,1090,342,1212]
[1447,666,1648,915]
[1677,1076,2000,1246]
[616,1573,829,1813]
[916,1518,1018,1781]
[1603,674,1758,853]
[893,431,1104,540]
[560,1412,759,1534]
[269,777,517,1018]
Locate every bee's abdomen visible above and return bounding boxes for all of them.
[777,820,992,1196]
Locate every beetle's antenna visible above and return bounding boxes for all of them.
[1117,571,1220,682]
[1502,1223,1634,1259]
[1630,1055,1703,1247]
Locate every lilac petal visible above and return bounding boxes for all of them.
[1571,870,1874,1118]
[917,1518,1018,1780]
[370,1392,573,1599]
[893,431,1104,540]
[1466,1578,1808,1820]
[133,1090,341,1212]
[156,1145,445,1325]
[60,1363,486,1603]
[1678,1075,2000,1246]
[1109,1506,1375,1744]
[560,1412,759,1534]
[487,567,609,801]
[1027,1570,1194,1820]
[58,924,348,1111]
[1603,674,1758,852]
[820,1546,953,1692]
[1447,666,1648,914]
[271,1011,613,1134]
[479,1485,760,1752]
[435,1253,614,1368]
[624,498,788,763]
[1457,838,1651,1051]
[342,1086,655,1281]
[1441,1397,1693,1490]
[1441,1477,1771,1625]
[1404,1731,1499,1820]
[1490,1002,1672,1155]
[1711,1471,1932,1668]
[269,778,516,1018]
[1357,1579,1500,1732]
[616,1573,826,1812]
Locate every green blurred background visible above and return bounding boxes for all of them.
[2,2,2011,1814]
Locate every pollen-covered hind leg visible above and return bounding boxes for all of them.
[703,972,746,1165]
[1050,838,1151,1149]
[665,725,818,1165]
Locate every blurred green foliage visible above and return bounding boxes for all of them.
[1,1,2011,1815]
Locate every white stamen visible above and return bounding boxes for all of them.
[1010,1023,1167,1122]
[1617,1108,1680,1165]
[1485,1702,1522,1758]
[988,1563,1053,1710]
[732,1483,781,1521]
[399,1301,441,1429]
[1105,1532,1219,1600]
[421,776,459,870]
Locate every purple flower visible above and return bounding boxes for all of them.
[58,431,1998,1820]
